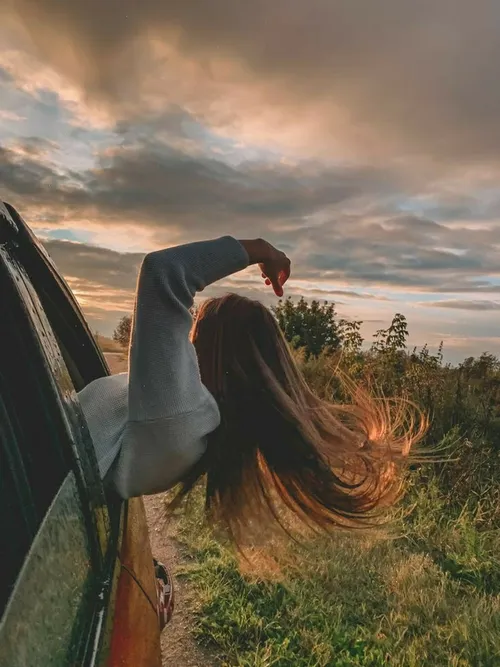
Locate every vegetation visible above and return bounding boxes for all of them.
[272,297,340,359]
[94,333,126,353]
[168,297,500,666]
[112,314,132,347]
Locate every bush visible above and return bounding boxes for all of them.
[272,297,341,359]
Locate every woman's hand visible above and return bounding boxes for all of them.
[239,238,291,297]
[259,250,291,298]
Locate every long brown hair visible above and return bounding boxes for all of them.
[173,293,426,545]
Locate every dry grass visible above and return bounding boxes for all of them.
[94,334,126,354]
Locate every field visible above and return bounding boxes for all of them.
[94,334,126,354]
[169,337,500,666]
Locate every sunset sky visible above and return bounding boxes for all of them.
[2,1,500,362]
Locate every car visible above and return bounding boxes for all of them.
[0,201,170,667]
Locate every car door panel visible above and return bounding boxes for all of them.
[108,498,161,667]
[0,473,93,667]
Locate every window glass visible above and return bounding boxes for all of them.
[5,203,120,528]
[0,403,34,613]
[0,253,70,521]
[0,240,111,663]
[1,234,113,553]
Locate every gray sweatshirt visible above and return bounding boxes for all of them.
[77,236,249,498]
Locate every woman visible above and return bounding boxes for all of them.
[79,235,423,543]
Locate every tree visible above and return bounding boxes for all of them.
[272,297,340,359]
[371,313,408,355]
[113,315,132,347]
[338,318,364,355]
[368,313,409,391]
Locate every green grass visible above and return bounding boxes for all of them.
[171,471,500,667]
[165,326,500,666]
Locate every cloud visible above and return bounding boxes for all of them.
[433,335,500,357]
[42,239,143,291]
[0,109,25,122]
[426,299,500,311]
[0,145,81,200]
[297,288,390,301]
[40,239,141,328]
[0,130,403,239]
[5,1,500,167]
[2,132,500,302]
[0,46,113,130]
[9,136,59,158]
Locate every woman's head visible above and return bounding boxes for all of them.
[176,293,426,545]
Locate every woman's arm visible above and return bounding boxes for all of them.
[124,235,288,423]
[113,236,287,497]
[127,236,250,423]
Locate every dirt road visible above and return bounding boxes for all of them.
[143,494,216,667]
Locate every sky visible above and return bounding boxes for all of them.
[2,1,500,363]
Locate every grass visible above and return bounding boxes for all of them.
[162,339,500,665]
[170,463,500,666]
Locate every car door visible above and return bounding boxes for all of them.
[0,202,161,667]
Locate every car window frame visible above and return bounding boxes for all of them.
[0,203,125,665]
[3,202,124,537]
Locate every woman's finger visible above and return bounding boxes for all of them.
[267,271,283,296]
[278,266,290,287]
[273,280,284,297]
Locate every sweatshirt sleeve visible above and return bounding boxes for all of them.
[111,236,249,498]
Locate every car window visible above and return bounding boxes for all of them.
[3,202,123,541]
[0,257,73,612]
[0,400,35,614]
[1,205,114,538]
[0,213,115,663]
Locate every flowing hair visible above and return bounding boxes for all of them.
[171,293,427,545]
